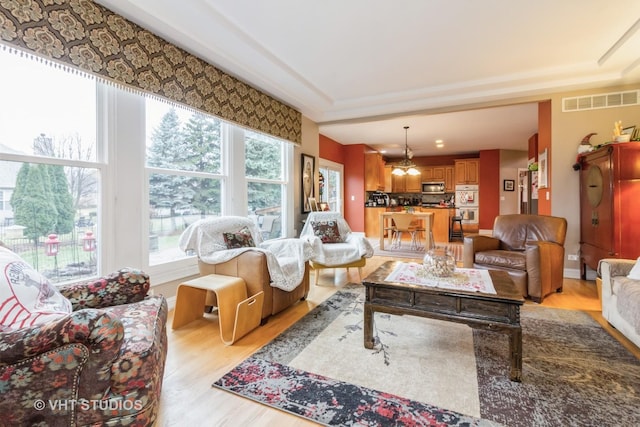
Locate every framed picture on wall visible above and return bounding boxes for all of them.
[301,154,315,213]
[538,149,548,189]
[503,179,515,191]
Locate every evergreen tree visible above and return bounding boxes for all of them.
[183,113,222,215]
[47,165,75,234]
[148,109,185,213]
[245,135,281,211]
[10,164,57,242]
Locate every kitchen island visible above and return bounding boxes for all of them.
[365,206,455,245]
[378,211,434,250]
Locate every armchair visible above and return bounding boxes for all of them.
[179,216,311,321]
[463,214,567,302]
[0,247,167,427]
[300,211,374,284]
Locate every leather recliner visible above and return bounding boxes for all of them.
[463,214,567,302]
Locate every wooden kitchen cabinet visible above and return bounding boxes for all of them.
[445,166,455,191]
[455,159,479,184]
[420,207,456,243]
[579,142,640,278]
[365,153,385,191]
[365,207,386,237]
[391,172,421,192]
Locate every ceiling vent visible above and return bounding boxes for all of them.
[562,90,639,112]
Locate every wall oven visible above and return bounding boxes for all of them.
[455,184,479,224]
[421,182,446,194]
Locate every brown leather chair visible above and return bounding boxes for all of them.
[463,214,567,302]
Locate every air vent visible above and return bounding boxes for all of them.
[562,90,639,112]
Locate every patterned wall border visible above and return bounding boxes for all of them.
[0,0,301,144]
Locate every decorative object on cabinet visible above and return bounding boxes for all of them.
[503,179,515,191]
[301,154,315,213]
[308,197,320,212]
[391,126,420,176]
[538,149,548,188]
[578,142,640,279]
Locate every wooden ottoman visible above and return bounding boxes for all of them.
[172,274,264,345]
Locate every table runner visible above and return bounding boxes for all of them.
[384,262,497,294]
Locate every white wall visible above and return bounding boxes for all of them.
[499,150,528,215]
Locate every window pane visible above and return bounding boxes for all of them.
[146,98,221,173]
[247,182,282,240]
[245,131,282,179]
[0,50,97,161]
[148,173,221,265]
[0,160,100,284]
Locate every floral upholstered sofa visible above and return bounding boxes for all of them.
[0,246,168,426]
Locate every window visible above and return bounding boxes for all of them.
[245,130,287,240]
[319,159,344,214]
[145,98,224,265]
[0,48,295,285]
[0,49,100,284]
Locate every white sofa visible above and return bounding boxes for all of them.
[598,258,640,349]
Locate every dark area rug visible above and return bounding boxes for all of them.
[213,285,640,427]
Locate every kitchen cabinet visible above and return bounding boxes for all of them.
[445,166,455,191]
[578,142,640,278]
[365,207,386,237]
[420,207,456,243]
[365,153,385,191]
[391,172,421,193]
[455,159,479,184]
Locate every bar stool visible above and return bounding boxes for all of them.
[449,216,464,242]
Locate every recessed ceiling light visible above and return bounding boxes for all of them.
[435,139,443,144]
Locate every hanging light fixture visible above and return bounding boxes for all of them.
[391,126,421,176]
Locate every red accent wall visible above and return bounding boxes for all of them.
[319,134,345,164]
[479,149,500,229]
[343,144,366,232]
[537,100,552,215]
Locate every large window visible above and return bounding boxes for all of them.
[145,98,223,265]
[245,131,287,240]
[0,48,295,284]
[0,49,100,284]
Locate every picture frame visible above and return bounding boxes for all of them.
[301,154,315,213]
[503,179,515,192]
[538,148,548,189]
[308,197,319,212]
[621,125,635,136]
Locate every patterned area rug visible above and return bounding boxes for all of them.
[213,285,640,426]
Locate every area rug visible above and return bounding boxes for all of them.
[213,285,640,426]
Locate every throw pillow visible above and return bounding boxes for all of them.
[0,247,72,332]
[627,257,640,280]
[311,220,343,243]
[223,226,256,249]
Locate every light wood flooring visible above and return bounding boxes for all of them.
[156,255,639,426]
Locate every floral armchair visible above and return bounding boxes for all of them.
[0,255,168,427]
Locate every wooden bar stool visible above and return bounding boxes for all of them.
[449,216,464,241]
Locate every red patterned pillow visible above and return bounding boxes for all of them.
[311,220,343,243]
[223,226,256,249]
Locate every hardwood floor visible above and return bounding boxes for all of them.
[155,256,639,426]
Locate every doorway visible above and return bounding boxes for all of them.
[319,159,343,214]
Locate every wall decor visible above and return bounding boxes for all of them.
[503,179,515,191]
[302,154,315,213]
[538,149,548,189]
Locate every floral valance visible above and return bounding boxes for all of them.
[0,0,301,144]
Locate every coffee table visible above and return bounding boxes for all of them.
[362,261,525,381]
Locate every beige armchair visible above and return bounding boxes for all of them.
[463,214,567,302]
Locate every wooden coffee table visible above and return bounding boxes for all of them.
[362,261,525,381]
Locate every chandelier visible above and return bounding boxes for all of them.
[391,126,420,176]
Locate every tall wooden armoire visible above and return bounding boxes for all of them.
[579,142,640,279]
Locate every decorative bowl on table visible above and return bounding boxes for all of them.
[423,247,456,277]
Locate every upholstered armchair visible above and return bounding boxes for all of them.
[179,216,311,321]
[0,249,168,427]
[463,214,567,302]
[300,211,374,284]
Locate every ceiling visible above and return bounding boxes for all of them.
[96,0,640,157]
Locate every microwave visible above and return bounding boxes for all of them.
[421,182,446,194]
